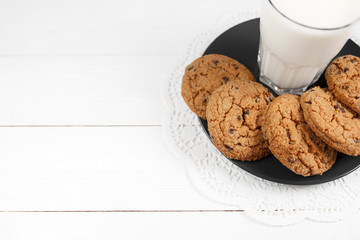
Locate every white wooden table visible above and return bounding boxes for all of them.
[1,0,360,238]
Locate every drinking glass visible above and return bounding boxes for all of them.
[258,0,359,95]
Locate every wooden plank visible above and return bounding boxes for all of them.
[0,126,230,211]
[1,211,360,239]
[0,55,171,125]
[0,0,261,55]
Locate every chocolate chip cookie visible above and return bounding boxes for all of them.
[326,55,360,114]
[181,54,256,119]
[261,94,337,176]
[301,87,360,156]
[206,79,273,161]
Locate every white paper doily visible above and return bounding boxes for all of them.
[162,8,360,226]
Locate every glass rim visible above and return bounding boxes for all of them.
[268,0,360,30]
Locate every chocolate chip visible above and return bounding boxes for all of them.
[187,65,194,71]
[233,64,239,70]
[223,76,229,82]
[344,85,349,90]
[305,101,312,104]
[204,98,207,103]
[224,145,233,150]
[288,156,297,163]
[355,138,360,144]
[286,128,291,139]
[265,93,272,98]
[323,144,328,152]
[213,60,219,66]
[237,115,242,121]
[344,67,349,72]
[351,59,356,63]
[237,142,242,146]
[337,71,342,75]
[229,128,235,134]
[343,56,348,59]
[265,95,273,105]
[355,96,359,100]
[334,103,346,113]
[242,109,250,121]
[235,87,239,90]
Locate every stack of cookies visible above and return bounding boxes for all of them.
[181,53,360,177]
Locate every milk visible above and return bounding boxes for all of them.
[258,0,360,93]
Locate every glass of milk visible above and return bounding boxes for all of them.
[258,0,360,95]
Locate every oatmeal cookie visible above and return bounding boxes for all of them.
[206,79,273,161]
[326,55,360,114]
[301,86,360,156]
[262,94,337,176]
[181,54,255,119]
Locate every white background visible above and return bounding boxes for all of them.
[1,0,360,239]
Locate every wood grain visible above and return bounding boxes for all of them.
[0,0,260,55]
[0,56,167,125]
[1,211,360,239]
[0,127,228,211]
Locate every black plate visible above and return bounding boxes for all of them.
[200,18,360,185]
